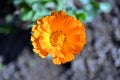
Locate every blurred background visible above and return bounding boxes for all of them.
[0,0,120,80]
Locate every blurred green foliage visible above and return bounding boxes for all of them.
[0,0,112,34]
[0,63,4,71]
[0,26,13,34]
[13,0,112,23]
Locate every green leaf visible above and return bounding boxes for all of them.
[86,15,94,22]
[5,14,13,23]
[100,2,112,13]
[56,0,66,11]
[79,0,90,5]
[31,3,41,11]
[0,26,12,34]
[21,8,34,21]
[41,0,53,3]
[56,0,63,11]
[85,11,96,22]
[66,8,75,17]
[78,12,86,22]
[13,0,23,6]
[33,9,49,21]
[25,0,40,5]
[45,2,56,9]
[0,63,4,70]
[84,4,93,11]
[90,0,99,10]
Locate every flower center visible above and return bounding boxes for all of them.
[50,31,65,47]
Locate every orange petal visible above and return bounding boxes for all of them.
[51,11,58,16]
[37,18,43,25]
[32,25,37,32]
[57,51,65,58]
[59,57,67,64]
[48,49,56,57]
[33,49,48,58]
[32,42,37,49]
[33,30,40,38]
[31,36,35,42]
[58,10,66,15]
[62,46,75,62]
[52,57,61,65]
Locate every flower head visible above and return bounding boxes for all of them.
[31,10,86,65]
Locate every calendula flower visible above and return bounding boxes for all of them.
[31,10,86,65]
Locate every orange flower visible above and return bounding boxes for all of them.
[31,10,86,65]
